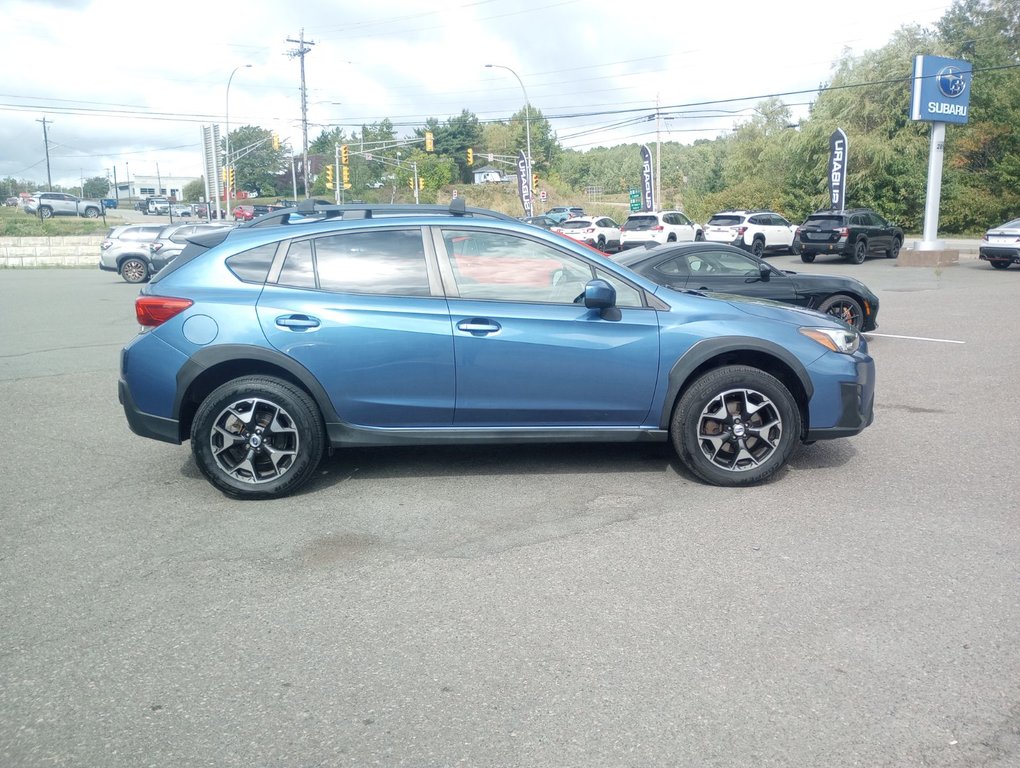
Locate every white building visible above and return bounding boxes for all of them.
[111,174,199,202]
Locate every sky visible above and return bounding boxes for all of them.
[1,0,954,190]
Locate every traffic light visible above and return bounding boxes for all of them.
[272,133,280,151]
[418,177,425,191]
[340,145,350,165]
[425,131,434,152]
[342,166,351,189]
[466,148,474,165]
[532,172,538,188]
[325,164,334,190]
[229,168,235,189]
[221,167,227,183]
[408,178,414,190]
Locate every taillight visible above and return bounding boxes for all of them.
[652,225,664,231]
[135,296,193,327]
[736,226,747,236]
[101,240,113,250]
[151,242,163,252]
[839,227,849,237]
[585,227,595,233]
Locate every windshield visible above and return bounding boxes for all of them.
[804,215,844,228]
[623,216,657,231]
[708,215,743,226]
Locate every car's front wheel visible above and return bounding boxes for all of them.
[191,376,325,500]
[818,294,865,330]
[82,207,100,219]
[751,238,765,258]
[119,257,149,283]
[886,238,901,258]
[671,366,801,487]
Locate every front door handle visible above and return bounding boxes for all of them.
[456,319,501,335]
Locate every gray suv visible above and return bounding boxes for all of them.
[24,191,103,219]
[98,225,165,283]
[148,222,236,272]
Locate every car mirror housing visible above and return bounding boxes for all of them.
[583,279,616,310]
[759,264,772,281]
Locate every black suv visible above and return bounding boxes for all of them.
[796,209,903,264]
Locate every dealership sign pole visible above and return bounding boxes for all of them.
[827,129,848,210]
[910,55,971,250]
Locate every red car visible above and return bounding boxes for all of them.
[232,204,271,222]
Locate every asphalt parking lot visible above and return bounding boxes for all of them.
[1,256,1018,767]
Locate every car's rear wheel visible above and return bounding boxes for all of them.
[671,366,801,487]
[39,206,52,219]
[191,376,325,500]
[818,294,865,330]
[886,238,901,258]
[850,239,868,264]
[597,235,606,251]
[800,252,815,263]
[989,260,1011,270]
[120,257,149,283]
[82,207,100,219]
[751,238,765,258]
[667,233,677,242]
[695,230,705,241]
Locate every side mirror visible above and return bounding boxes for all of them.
[583,279,616,310]
[759,264,772,282]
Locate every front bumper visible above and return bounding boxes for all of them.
[805,356,875,441]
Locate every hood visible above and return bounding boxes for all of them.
[713,291,850,330]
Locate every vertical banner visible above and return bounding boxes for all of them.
[516,150,532,216]
[640,145,655,211]
[828,129,848,210]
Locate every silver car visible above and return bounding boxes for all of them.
[98,224,165,283]
[978,218,1020,270]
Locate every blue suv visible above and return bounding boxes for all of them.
[119,200,875,499]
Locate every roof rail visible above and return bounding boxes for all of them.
[240,198,517,228]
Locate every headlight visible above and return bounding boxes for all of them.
[800,326,861,354]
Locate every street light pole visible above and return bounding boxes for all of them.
[225,64,251,221]
[485,63,532,215]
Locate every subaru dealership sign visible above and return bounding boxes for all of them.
[910,55,971,124]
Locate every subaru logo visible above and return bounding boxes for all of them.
[936,66,966,98]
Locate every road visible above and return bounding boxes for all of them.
[1,257,1018,767]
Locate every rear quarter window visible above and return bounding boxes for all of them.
[226,243,280,284]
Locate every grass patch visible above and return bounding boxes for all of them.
[0,206,111,237]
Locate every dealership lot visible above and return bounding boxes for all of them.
[1,257,1018,767]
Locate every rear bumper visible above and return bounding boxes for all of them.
[119,377,182,444]
[979,246,1020,263]
[800,238,849,255]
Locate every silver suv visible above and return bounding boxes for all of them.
[704,210,798,257]
[148,222,236,272]
[98,224,165,283]
[23,191,103,219]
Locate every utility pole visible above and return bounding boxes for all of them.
[37,117,53,191]
[286,29,316,198]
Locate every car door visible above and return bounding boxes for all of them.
[435,227,660,427]
[771,214,796,249]
[866,212,892,253]
[682,247,798,303]
[257,227,457,427]
[674,212,697,242]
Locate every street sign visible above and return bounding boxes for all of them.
[629,188,641,212]
[539,189,547,202]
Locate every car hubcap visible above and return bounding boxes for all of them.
[697,388,783,471]
[209,397,299,484]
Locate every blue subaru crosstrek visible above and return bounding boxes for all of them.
[119,200,875,500]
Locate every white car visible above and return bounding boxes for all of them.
[619,211,703,250]
[552,216,622,252]
[978,217,1020,270]
[704,210,799,257]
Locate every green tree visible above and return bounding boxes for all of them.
[226,125,288,197]
[183,178,206,202]
[82,176,110,199]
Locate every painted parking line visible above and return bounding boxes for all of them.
[865,333,965,344]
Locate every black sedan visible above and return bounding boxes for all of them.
[520,215,559,230]
[617,242,880,331]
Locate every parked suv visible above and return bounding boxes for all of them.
[148,222,237,272]
[23,191,103,219]
[704,210,798,256]
[619,211,703,250]
[118,200,875,500]
[796,209,903,264]
[98,224,166,283]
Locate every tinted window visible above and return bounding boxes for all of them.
[226,243,279,284]
[558,219,593,230]
[708,215,743,226]
[313,229,429,296]
[677,213,693,226]
[279,240,315,288]
[805,215,844,228]
[443,229,593,304]
[623,216,657,231]
[654,256,690,275]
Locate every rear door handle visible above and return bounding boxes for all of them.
[275,314,321,330]
[456,319,501,335]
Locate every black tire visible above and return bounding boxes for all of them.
[818,293,865,330]
[800,252,816,263]
[989,260,1011,270]
[667,234,677,243]
[119,257,149,284]
[886,238,901,258]
[597,236,606,252]
[850,239,867,264]
[39,206,53,219]
[790,240,802,255]
[191,376,325,500]
[671,365,801,487]
[82,207,100,219]
[751,238,765,258]
[695,230,705,241]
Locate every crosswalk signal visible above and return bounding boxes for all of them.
[325,164,334,190]
[342,166,351,189]
[467,148,474,165]
[425,131,434,152]
[340,145,350,165]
